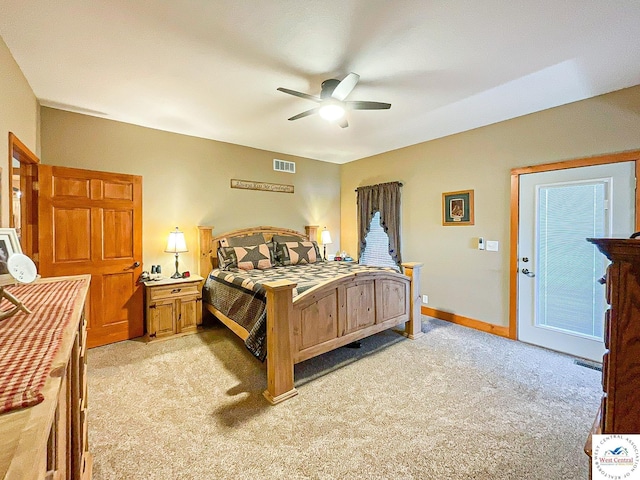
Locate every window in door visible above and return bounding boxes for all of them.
[536,180,608,339]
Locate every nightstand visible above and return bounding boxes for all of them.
[144,275,204,341]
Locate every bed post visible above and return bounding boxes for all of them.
[401,262,424,339]
[305,225,319,242]
[197,226,214,277]
[262,280,298,405]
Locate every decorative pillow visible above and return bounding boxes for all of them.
[222,233,266,247]
[266,241,276,263]
[217,246,238,270]
[276,241,322,265]
[272,234,303,244]
[233,244,274,270]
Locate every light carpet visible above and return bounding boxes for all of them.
[88,317,601,479]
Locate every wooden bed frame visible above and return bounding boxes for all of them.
[197,225,423,404]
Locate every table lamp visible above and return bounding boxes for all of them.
[165,227,188,278]
[321,227,332,261]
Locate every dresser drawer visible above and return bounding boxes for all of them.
[81,406,88,447]
[604,309,611,350]
[605,265,612,305]
[149,283,199,300]
[600,394,608,433]
[601,352,609,394]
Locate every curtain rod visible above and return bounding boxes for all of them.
[355,181,403,192]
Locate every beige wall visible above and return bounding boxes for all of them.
[40,108,341,275]
[341,85,640,328]
[0,36,39,227]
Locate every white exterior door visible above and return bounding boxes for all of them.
[517,162,635,361]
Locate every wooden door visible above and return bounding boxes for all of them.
[38,165,143,347]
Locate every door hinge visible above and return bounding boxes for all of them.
[149,304,156,309]
[32,181,39,191]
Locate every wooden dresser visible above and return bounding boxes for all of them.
[0,275,92,480]
[585,239,640,464]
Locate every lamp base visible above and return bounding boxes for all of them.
[171,253,181,279]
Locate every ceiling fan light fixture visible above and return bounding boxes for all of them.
[318,103,345,121]
[278,73,389,128]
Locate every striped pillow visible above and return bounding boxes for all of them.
[217,246,237,270]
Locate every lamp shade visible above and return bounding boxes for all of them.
[165,227,188,253]
[321,229,332,245]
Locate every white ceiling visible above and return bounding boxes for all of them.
[2,1,640,164]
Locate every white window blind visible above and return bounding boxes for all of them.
[536,181,608,338]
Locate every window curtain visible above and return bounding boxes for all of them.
[356,181,402,265]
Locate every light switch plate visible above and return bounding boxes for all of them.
[486,241,499,252]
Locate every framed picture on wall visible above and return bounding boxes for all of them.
[0,228,22,280]
[442,190,474,226]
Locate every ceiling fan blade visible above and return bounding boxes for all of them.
[347,101,391,110]
[338,118,349,128]
[277,87,321,103]
[331,73,360,101]
[288,108,319,121]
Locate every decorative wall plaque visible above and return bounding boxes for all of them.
[230,179,294,194]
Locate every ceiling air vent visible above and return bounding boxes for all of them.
[274,159,296,173]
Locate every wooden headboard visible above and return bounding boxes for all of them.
[197,225,318,276]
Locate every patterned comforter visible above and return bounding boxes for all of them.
[203,262,397,361]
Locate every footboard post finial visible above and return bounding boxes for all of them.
[401,262,424,339]
[263,280,298,405]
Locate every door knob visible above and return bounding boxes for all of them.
[132,261,141,268]
[521,268,535,278]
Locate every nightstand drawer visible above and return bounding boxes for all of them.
[149,283,199,300]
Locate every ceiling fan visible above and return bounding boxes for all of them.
[277,73,391,128]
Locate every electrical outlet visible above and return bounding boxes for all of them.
[422,295,428,304]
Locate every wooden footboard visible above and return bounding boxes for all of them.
[197,225,422,404]
[262,263,422,404]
